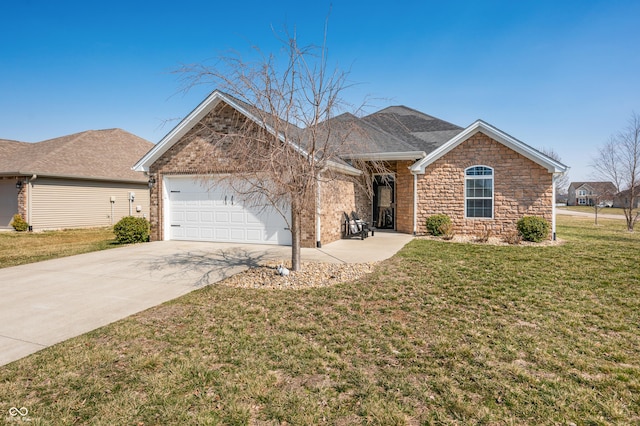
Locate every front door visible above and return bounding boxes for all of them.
[372,175,395,229]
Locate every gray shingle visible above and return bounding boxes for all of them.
[362,106,463,154]
[0,129,154,182]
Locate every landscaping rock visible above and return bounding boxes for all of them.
[221,261,377,290]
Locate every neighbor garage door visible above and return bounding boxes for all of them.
[0,179,19,228]
[165,176,291,245]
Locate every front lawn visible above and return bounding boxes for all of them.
[1,216,639,424]
[0,227,117,269]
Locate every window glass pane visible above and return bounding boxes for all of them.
[466,199,493,218]
[466,166,493,176]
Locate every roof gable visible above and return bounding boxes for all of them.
[410,120,569,174]
[133,90,361,176]
[569,181,617,194]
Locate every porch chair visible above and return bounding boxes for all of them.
[351,211,374,238]
[343,212,369,240]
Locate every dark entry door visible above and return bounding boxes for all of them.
[373,175,394,229]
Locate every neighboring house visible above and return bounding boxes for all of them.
[133,90,568,247]
[0,129,154,230]
[613,186,640,209]
[567,182,616,206]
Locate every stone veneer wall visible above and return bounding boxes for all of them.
[148,102,316,247]
[416,132,553,238]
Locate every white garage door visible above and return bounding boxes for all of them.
[165,176,291,245]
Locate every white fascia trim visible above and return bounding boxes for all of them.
[410,120,570,174]
[343,151,426,161]
[327,160,362,176]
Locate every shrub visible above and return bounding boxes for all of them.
[516,216,550,242]
[440,221,456,240]
[503,230,522,245]
[426,214,452,237]
[114,216,150,244]
[11,214,29,232]
[474,228,492,243]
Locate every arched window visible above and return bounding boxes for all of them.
[465,166,493,218]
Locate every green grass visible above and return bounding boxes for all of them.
[0,227,117,269]
[1,216,639,424]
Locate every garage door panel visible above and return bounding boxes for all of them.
[167,176,291,245]
[215,228,230,240]
[230,211,245,224]
[200,211,214,222]
[215,211,230,223]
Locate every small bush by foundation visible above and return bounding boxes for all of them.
[11,214,29,232]
[426,214,452,237]
[517,216,550,242]
[114,216,150,244]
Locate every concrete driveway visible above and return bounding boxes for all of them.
[0,232,412,366]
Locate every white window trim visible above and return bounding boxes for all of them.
[464,165,494,219]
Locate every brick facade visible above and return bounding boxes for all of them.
[415,132,553,237]
[320,176,356,245]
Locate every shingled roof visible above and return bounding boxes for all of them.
[0,129,154,182]
[362,106,463,154]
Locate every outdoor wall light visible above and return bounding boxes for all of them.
[15,180,23,190]
[148,175,156,189]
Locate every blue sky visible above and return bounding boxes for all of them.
[1,0,638,182]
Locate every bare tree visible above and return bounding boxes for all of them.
[585,182,616,226]
[593,112,640,231]
[541,148,570,196]
[176,28,387,271]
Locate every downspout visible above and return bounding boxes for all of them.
[28,174,37,229]
[551,173,558,241]
[413,172,418,236]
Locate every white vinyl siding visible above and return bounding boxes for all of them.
[30,178,149,229]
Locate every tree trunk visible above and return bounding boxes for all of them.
[624,208,635,232]
[290,201,302,271]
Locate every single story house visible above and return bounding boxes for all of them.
[133,90,568,247]
[0,129,153,230]
[567,182,616,206]
[613,186,640,209]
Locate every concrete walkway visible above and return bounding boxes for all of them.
[0,232,412,366]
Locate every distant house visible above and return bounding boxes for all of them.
[0,129,154,230]
[613,186,640,209]
[567,182,616,207]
